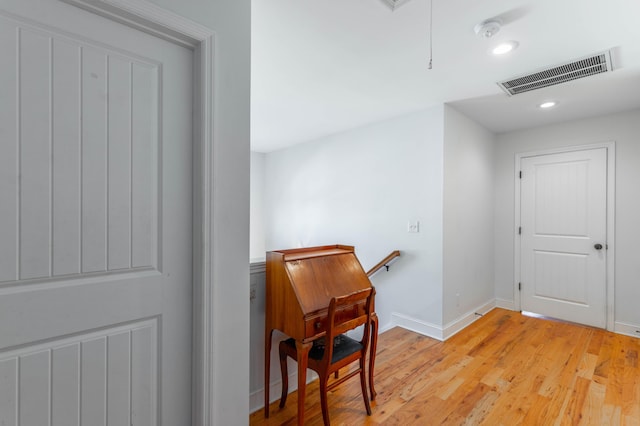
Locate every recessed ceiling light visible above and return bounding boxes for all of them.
[539,101,557,109]
[492,41,519,55]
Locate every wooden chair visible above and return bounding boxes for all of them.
[278,287,374,425]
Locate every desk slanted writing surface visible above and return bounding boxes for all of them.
[264,245,376,425]
[267,245,371,343]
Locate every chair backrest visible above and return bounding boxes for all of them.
[324,287,374,366]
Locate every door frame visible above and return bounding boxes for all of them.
[59,0,217,423]
[513,142,615,330]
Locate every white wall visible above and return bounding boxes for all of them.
[264,107,445,329]
[494,109,640,329]
[248,107,444,412]
[443,106,496,326]
[250,152,266,260]
[147,0,251,423]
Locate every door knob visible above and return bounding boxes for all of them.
[594,243,603,250]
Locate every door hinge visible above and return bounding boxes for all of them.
[519,171,522,179]
[518,226,522,235]
[518,282,522,291]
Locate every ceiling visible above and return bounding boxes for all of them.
[250,0,640,152]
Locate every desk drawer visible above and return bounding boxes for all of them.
[304,302,366,337]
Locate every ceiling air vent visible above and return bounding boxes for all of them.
[498,50,614,96]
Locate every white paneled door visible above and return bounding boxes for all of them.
[0,1,193,425]
[520,148,608,328]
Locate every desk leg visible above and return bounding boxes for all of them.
[295,341,312,426]
[369,313,378,401]
[264,328,274,418]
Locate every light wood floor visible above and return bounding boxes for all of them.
[250,308,640,425]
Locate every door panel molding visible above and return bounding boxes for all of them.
[0,14,161,284]
[0,318,158,425]
[58,1,218,424]
[514,142,615,330]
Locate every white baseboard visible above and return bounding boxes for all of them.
[391,312,444,341]
[249,370,319,414]
[614,321,640,339]
[495,298,516,311]
[442,299,495,340]
[249,376,283,415]
[391,300,498,342]
[378,320,396,334]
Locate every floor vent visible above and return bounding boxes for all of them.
[498,51,613,96]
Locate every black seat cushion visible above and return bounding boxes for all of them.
[283,335,363,364]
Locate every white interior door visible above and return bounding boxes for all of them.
[0,1,193,424]
[520,148,608,328]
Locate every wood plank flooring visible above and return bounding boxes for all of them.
[250,308,640,425]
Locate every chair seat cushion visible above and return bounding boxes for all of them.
[284,335,363,363]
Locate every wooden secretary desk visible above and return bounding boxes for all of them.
[264,245,378,425]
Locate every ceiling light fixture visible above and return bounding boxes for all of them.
[492,41,518,55]
[539,101,557,109]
